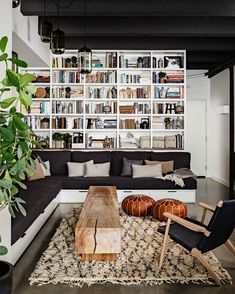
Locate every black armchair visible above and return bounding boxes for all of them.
[158,200,235,285]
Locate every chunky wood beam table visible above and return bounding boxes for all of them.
[75,186,121,261]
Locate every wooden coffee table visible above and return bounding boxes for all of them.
[75,186,121,261]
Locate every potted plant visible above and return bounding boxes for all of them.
[40,117,49,129]
[52,132,64,148]
[164,117,172,129]
[0,231,13,294]
[63,133,72,149]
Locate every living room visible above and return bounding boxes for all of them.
[0,1,235,293]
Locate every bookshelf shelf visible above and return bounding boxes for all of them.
[21,49,186,150]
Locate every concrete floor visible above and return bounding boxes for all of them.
[12,179,235,294]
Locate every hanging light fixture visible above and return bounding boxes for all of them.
[40,0,53,43]
[51,0,65,54]
[78,0,92,74]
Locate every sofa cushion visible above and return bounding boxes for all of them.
[71,151,112,164]
[32,151,71,175]
[121,158,143,177]
[150,152,191,170]
[111,151,151,176]
[11,178,62,244]
[85,161,110,177]
[62,176,197,190]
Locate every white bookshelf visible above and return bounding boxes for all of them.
[21,50,186,150]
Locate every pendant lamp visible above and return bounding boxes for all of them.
[78,0,92,74]
[40,0,53,43]
[51,0,65,54]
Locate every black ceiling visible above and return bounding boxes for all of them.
[20,0,235,70]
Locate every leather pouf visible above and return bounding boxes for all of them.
[122,195,155,217]
[152,198,187,221]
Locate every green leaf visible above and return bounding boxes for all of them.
[0,127,14,141]
[20,73,35,87]
[8,204,15,218]
[0,53,8,61]
[6,69,20,88]
[0,179,12,189]
[13,180,27,190]
[16,201,26,216]
[0,246,8,256]
[0,36,8,53]
[8,58,27,68]
[0,97,16,109]
[17,146,23,159]
[0,88,10,93]
[11,185,18,196]
[19,90,32,110]
[25,85,36,94]
[0,189,4,203]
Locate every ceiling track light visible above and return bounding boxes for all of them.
[78,0,92,74]
[51,0,65,55]
[40,0,53,43]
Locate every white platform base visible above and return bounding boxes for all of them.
[3,188,196,265]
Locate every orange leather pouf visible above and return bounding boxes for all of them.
[152,198,187,221]
[122,195,155,217]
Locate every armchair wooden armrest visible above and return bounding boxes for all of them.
[163,212,211,237]
[199,202,215,212]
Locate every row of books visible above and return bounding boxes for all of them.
[52,101,83,114]
[23,116,49,130]
[52,71,81,83]
[154,86,184,99]
[119,86,151,99]
[85,102,117,114]
[153,103,164,114]
[119,73,151,84]
[52,87,84,99]
[104,53,117,68]
[119,55,151,68]
[25,102,50,115]
[51,117,83,129]
[152,134,184,149]
[87,86,117,99]
[152,71,184,84]
[53,57,78,68]
[86,71,116,84]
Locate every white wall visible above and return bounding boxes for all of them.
[12,6,50,66]
[187,70,210,101]
[0,0,12,82]
[207,69,230,186]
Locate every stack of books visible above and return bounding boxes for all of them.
[53,71,81,83]
[120,119,136,129]
[152,117,165,129]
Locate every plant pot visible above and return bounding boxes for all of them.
[55,140,64,149]
[0,261,13,294]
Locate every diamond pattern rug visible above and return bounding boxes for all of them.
[29,205,232,287]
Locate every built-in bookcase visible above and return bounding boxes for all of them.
[21,50,186,150]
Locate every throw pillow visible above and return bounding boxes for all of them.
[84,161,110,177]
[145,160,174,174]
[41,160,51,176]
[68,160,93,177]
[121,158,143,177]
[27,159,45,181]
[132,163,162,178]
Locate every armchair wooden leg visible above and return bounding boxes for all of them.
[159,218,171,270]
[191,248,221,286]
[200,208,207,224]
[225,240,235,256]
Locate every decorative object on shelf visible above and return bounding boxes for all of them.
[95,117,104,129]
[158,57,164,68]
[164,56,183,69]
[137,57,143,68]
[64,133,72,148]
[35,87,47,98]
[158,71,167,83]
[40,0,53,43]
[40,118,50,129]
[152,198,187,221]
[159,86,167,98]
[176,117,184,129]
[103,136,111,149]
[78,0,92,74]
[165,103,176,114]
[175,102,184,114]
[52,133,64,148]
[71,56,77,68]
[51,0,65,54]
[140,118,150,129]
[122,195,155,217]
[164,117,171,129]
[65,87,71,98]
[103,103,112,114]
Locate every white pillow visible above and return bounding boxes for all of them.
[84,161,110,177]
[41,161,51,176]
[68,160,93,177]
[132,163,162,178]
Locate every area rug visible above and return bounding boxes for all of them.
[29,205,232,287]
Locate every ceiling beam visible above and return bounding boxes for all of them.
[206,58,235,78]
[21,0,235,17]
[38,16,235,37]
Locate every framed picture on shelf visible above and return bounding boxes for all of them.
[164,56,183,69]
[140,118,150,129]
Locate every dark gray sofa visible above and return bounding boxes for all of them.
[11,150,197,245]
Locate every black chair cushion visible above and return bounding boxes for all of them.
[158,217,205,251]
[151,152,191,170]
[11,178,62,244]
[62,176,197,190]
[111,151,151,176]
[32,150,71,175]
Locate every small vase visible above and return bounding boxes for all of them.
[165,123,171,129]
[55,141,64,149]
